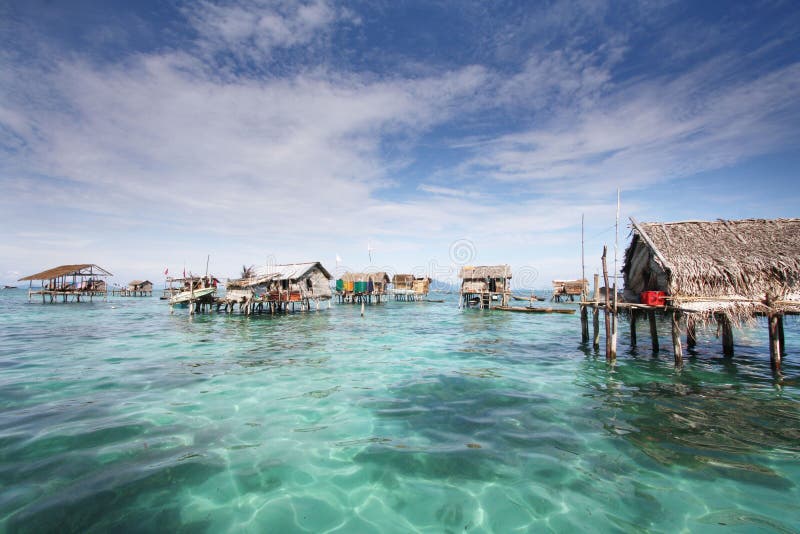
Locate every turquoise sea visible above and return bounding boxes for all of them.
[1,288,799,533]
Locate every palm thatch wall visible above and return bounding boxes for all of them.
[623,218,800,321]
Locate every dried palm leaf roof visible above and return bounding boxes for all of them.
[20,264,112,281]
[128,280,152,286]
[227,262,331,289]
[459,265,512,279]
[393,274,414,283]
[625,218,800,298]
[341,271,390,283]
[253,262,332,281]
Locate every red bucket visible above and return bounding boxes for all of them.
[640,291,666,306]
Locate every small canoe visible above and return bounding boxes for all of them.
[169,287,216,305]
[511,295,543,302]
[496,306,575,314]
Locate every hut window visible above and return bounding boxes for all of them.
[281,279,289,290]
[489,278,497,292]
[306,278,313,290]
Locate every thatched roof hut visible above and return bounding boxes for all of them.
[392,274,414,291]
[341,272,390,290]
[128,280,153,291]
[459,265,512,307]
[226,262,332,301]
[412,277,431,295]
[623,218,800,321]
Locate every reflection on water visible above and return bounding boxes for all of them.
[0,289,798,532]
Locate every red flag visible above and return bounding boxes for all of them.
[164,268,169,275]
[183,268,186,278]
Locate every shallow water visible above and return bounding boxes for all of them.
[1,289,798,533]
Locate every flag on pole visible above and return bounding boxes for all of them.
[164,267,169,275]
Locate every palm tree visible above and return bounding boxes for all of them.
[241,265,255,279]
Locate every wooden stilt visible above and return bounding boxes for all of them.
[580,305,589,343]
[769,314,781,371]
[777,314,785,355]
[672,311,683,365]
[601,246,615,361]
[593,305,600,350]
[629,310,637,346]
[648,310,659,352]
[686,316,697,348]
[721,316,734,357]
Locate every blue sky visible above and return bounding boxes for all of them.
[2,0,799,288]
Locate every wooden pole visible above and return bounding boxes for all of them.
[721,316,734,357]
[648,310,659,352]
[593,273,600,349]
[581,305,589,343]
[601,246,615,360]
[778,314,785,355]
[672,311,683,365]
[686,316,697,349]
[769,314,781,371]
[629,310,637,346]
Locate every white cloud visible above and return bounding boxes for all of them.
[459,59,800,193]
[184,0,341,65]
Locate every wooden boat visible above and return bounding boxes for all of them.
[495,305,575,315]
[511,294,543,302]
[168,287,216,305]
[3,285,17,289]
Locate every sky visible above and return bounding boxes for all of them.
[1,0,799,289]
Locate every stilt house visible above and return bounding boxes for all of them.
[337,272,390,303]
[224,262,332,313]
[459,265,512,308]
[392,274,430,301]
[412,277,431,296]
[551,279,588,302]
[19,264,112,303]
[622,217,800,369]
[122,280,153,296]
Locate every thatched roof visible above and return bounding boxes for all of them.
[226,273,276,289]
[368,271,390,283]
[20,264,112,281]
[342,271,390,283]
[459,265,512,279]
[227,262,331,289]
[623,218,800,317]
[393,274,414,284]
[128,280,152,286]
[252,262,331,281]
